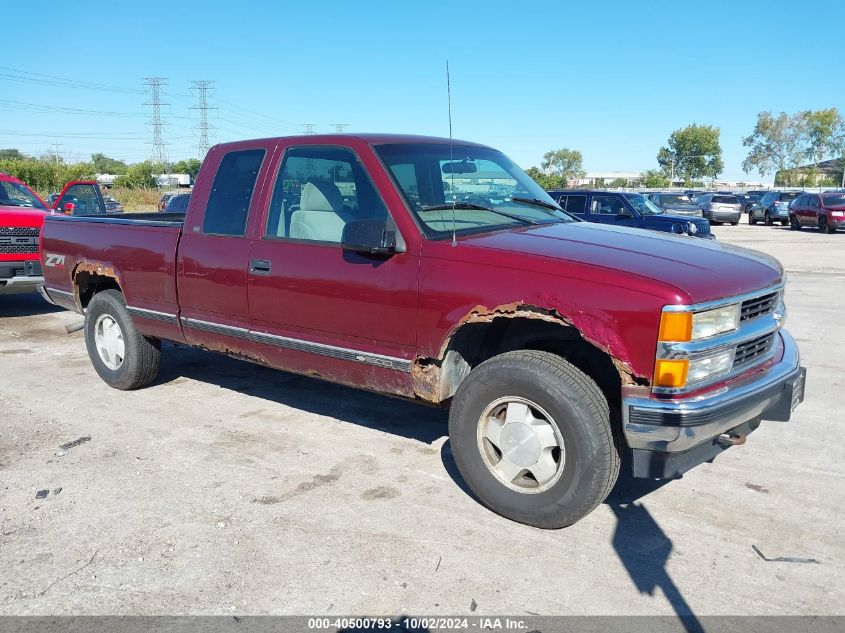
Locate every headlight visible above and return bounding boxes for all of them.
[658,303,740,342]
[687,349,734,383]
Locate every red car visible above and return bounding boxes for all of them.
[789,192,845,233]
[40,134,806,527]
[0,172,50,295]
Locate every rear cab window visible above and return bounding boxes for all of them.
[202,149,266,236]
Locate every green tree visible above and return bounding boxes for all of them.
[657,124,723,184]
[609,177,629,188]
[91,153,128,174]
[0,148,28,160]
[525,166,565,190]
[638,169,671,188]
[170,158,202,178]
[802,108,845,166]
[742,112,806,178]
[540,148,585,185]
[113,161,157,189]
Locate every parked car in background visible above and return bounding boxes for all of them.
[548,189,712,238]
[40,133,805,528]
[0,171,49,294]
[684,189,705,202]
[163,193,190,213]
[749,191,801,226]
[735,193,762,213]
[646,192,704,217]
[104,196,124,213]
[694,193,742,225]
[159,193,176,211]
[789,192,845,233]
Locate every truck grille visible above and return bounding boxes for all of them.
[740,291,778,322]
[0,227,39,254]
[733,333,775,370]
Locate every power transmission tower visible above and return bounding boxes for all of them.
[300,123,317,135]
[51,141,63,164]
[143,77,169,165]
[190,80,216,158]
[330,123,349,133]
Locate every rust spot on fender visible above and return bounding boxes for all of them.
[412,301,646,402]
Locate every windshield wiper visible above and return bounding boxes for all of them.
[510,196,563,213]
[421,202,540,225]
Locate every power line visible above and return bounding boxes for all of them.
[143,78,169,165]
[190,80,216,158]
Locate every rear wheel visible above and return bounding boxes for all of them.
[84,289,160,390]
[790,215,801,231]
[781,221,788,226]
[749,212,757,225]
[764,211,773,226]
[730,221,739,226]
[819,216,834,234]
[448,350,620,528]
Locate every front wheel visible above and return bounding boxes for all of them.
[764,211,773,226]
[84,289,161,390]
[749,212,757,225]
[790,215,801,231]
[448,350,620,528]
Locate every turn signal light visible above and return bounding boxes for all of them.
[658,312,692,342]
[654,359,689,388]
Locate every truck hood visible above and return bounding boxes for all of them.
[458,221,782,304]
[0,205,49,228]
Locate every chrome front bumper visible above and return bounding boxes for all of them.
[0,274,44,295]
[622,330,806,477]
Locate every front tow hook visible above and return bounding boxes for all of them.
[718,432,747,447]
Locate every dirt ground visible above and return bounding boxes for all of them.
[0,223,843,616]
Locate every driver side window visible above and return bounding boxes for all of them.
[265,146,388,244]
[591,195,625,215]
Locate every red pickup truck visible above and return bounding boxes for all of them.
[40,134,806,527]
[1,172,51,295]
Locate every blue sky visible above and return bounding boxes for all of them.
[3,0,843,181]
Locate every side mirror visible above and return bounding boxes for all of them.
[341,219,397,255]
[62,202,75,214]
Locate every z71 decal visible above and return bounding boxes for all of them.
[44,253,66,269]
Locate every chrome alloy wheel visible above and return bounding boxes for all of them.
[476,396,565,494]
[94,313,125,370]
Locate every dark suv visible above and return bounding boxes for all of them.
[547,190,712,238]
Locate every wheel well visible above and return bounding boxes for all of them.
[75,271,121,308]
[414,316,631,406]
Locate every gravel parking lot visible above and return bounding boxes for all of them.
[1,223,843,616]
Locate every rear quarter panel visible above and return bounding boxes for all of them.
[41,216,183,340]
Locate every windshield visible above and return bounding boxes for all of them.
[374,143,573,238]
[712,195,739,204]
[0,181,47,210]
[624,193,663,215]
[823,194,845,207]
[661,194,691,206]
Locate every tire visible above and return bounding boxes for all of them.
[764,211,773,226]
[790,215,801,231]
[819,216,834,234]
[749,212,757,225]
[730,221,739,226]
[781,221,788,226]
[448,350,619,528]
[84,289,161,390]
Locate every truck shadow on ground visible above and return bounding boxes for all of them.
[604,463,704,631]
[154,343,449,445]
[0,293,62,318]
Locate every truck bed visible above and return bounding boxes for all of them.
[41,213,185,329]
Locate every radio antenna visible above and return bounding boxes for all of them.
[447,60,456,247]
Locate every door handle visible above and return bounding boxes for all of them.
[249,259,271,275]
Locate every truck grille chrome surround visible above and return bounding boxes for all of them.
[654,284,784,395]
